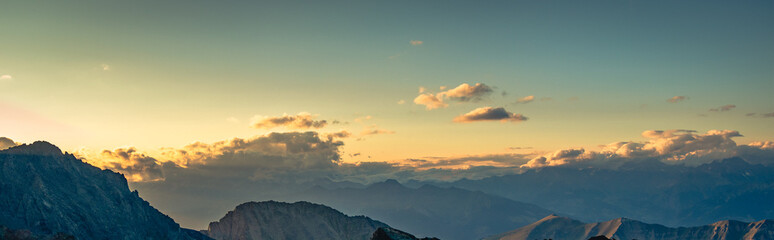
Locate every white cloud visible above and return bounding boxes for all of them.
[0,75,12,81]
[410,40,423,46]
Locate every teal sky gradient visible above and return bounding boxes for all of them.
[1,0,773,161]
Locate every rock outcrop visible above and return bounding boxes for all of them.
[206,201,388,240]
[485,214,774,240]
[370,227,440,240]
[0,141,210,240]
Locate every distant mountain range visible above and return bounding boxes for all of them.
[485,214,774,240]
[0,142,210,240]
[205,201,388,240]
[440,157,774,227]
[5,140,774,240]
[286,179,553,240]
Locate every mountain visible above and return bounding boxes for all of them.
[0,141,211,240]
[370,227,440,240]
[0,225,75,240]
[484,214,774,240]
[286,179,554,240]
[205,201,389,240]
[443,158,774,227]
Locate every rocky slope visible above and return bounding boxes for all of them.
[370,227,440,240]
[288,179,553,240]
[485,214,774,240]
[0,141,210,240]
[206,201,389,240]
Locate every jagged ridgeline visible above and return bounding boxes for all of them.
[205,201,389,240]
[0,141,211,240]
[484,214,774,240]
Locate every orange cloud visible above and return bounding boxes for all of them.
[414,93,448,110]
[413,83,493,110]
[667,96,688,103]
[250,112,327,129]
[516,95,535,104]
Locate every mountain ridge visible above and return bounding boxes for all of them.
[206,200,389,240]
[0,141,210,240]
[485,214,774,240]
[286,179,554,240]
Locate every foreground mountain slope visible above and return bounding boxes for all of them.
[288,179,553,240]
[0,141,209,240]
[485,214,774,240]
[445,158,774,226]
[370,227,440,240]
[206,201,389,240]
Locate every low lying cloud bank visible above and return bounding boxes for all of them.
[0,137,19,150]
[95,148,165,182]
[68,129,774,185]
[522,129,774,168]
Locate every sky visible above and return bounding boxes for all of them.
[2,0,774,170]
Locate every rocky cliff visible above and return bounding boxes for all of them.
[206,201,388,240]
[0,141,210,240]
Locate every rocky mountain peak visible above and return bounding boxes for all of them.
[0,141,208,239]
[206,201,389,240]
[1,141,62,156]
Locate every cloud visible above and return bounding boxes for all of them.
[520,129,773,168]
[101,64,110,71]
[516,95,535,104]
[397,100,406,105]
[354,115,373,123]
[226,117,240,123]
[250,112,327,129]
[667,96,688,103]
[324,130,352,139]
[401,153,533,170]
[0,75,12,81]
[0,137,19,150]
[413,83,494,110]
[453,107,528,123]
[709,104,736,112]
[442,83,493,102]
[88,148,165,182]
[414,93,448,110]
[746,112,774,118]
[360,125,395,136]
[410,40,423,46]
